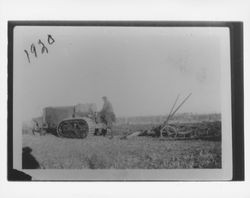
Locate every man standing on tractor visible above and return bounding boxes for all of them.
[100,96,116,139]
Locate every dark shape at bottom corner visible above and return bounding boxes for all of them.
[22,147,41,169]
[8,169,32,181]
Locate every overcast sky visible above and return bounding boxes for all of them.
[13,26,230,121]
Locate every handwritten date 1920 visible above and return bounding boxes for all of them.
[24,34,55,63]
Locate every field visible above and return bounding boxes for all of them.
[22,132,221,169]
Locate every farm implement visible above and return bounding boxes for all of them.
[159,93,193,139]
[154,121,221,140]
[154,93,220,140]
[121,93,221,141]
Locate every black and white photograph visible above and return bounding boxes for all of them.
[9,22,238,180]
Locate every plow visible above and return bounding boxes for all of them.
[122,93,221,141]
[159,93,192,138]
[155,121,221,140]
[156,93,220,140]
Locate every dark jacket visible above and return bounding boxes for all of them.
[100,100,116,123]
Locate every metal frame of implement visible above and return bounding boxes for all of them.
[160,93,192,138]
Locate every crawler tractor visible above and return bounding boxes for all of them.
[32,103,107,138]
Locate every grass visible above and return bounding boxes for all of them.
[23,134,221,169]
